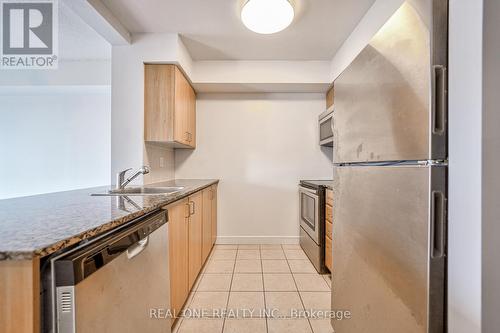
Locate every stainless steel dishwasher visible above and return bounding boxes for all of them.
[48,211,170,333]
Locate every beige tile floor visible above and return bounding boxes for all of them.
[173,244,333,333]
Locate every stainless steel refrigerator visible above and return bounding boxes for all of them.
[330,1,448,332]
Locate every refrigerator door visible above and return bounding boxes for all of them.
[333,0,448,164]
[331,164,446,333]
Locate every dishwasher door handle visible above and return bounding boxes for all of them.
[126,236,149,259]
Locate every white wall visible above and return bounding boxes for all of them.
[0,60,110,86]
[111,33,184,185]
[448,0,483,332]
[0,3,113,200]
[192,61,331,93]
[175,93,333,243]
[330,0,404,80]
[0,86,111,199]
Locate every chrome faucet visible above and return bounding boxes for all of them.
[116,166,150,189]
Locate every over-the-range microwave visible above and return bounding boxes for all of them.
[318,106,334,146]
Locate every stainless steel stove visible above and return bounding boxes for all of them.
[298,180,332,274]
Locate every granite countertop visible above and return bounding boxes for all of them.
[0,179,218,261]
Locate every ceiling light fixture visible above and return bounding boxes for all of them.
[241,0,295,34]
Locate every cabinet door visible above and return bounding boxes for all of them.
[188,191,203,289]
[211,185,218,246]
[187,83,196,147]
[167,199,189,320]
[144,64,175,142]
[202,188,212,262]
[174,67,193,146]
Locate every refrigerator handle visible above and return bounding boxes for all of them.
[430,190,446,258]
[431,65,447,135]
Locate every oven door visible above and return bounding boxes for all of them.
[299,186,319,244]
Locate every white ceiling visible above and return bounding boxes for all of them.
[59,2,111,60]
[100,0,375,61]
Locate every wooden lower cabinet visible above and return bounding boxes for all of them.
[202,188,212,262]
[211,185,218,246]
[0,258,40,333]
[187,191,203,289]
[325,189,333,272]
[167,185,218,326]
[202,185,218,260]
[325,236,332,272]
[325,220,333,240]
[167,198,190,319]
[325,203,333,223]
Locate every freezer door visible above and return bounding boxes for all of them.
[333,0,448,163]
[331,165,446,333]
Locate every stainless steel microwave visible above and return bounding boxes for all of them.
[318,106,334,146]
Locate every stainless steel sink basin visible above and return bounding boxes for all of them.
[92,186,184,196]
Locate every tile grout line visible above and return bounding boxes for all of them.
[283,244,315,333]
[260,244,269,333]
[191,246,321,332]
[220,246,238,333]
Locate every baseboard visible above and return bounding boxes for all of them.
[216,236,299,245]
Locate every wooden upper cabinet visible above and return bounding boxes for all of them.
[326,85,334,109]
[144,64,196,148]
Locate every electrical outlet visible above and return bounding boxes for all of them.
[159,157,165,168]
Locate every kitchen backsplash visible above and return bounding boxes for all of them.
[143,143,175,184]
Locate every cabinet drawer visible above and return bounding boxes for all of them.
[325,236,332,272]
[325,220,333,240]
[326,189,333,206]
[325,203,333,223]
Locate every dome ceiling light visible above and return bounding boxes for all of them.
[241,0,295,34]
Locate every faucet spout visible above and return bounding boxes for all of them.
[116,166,150,189]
